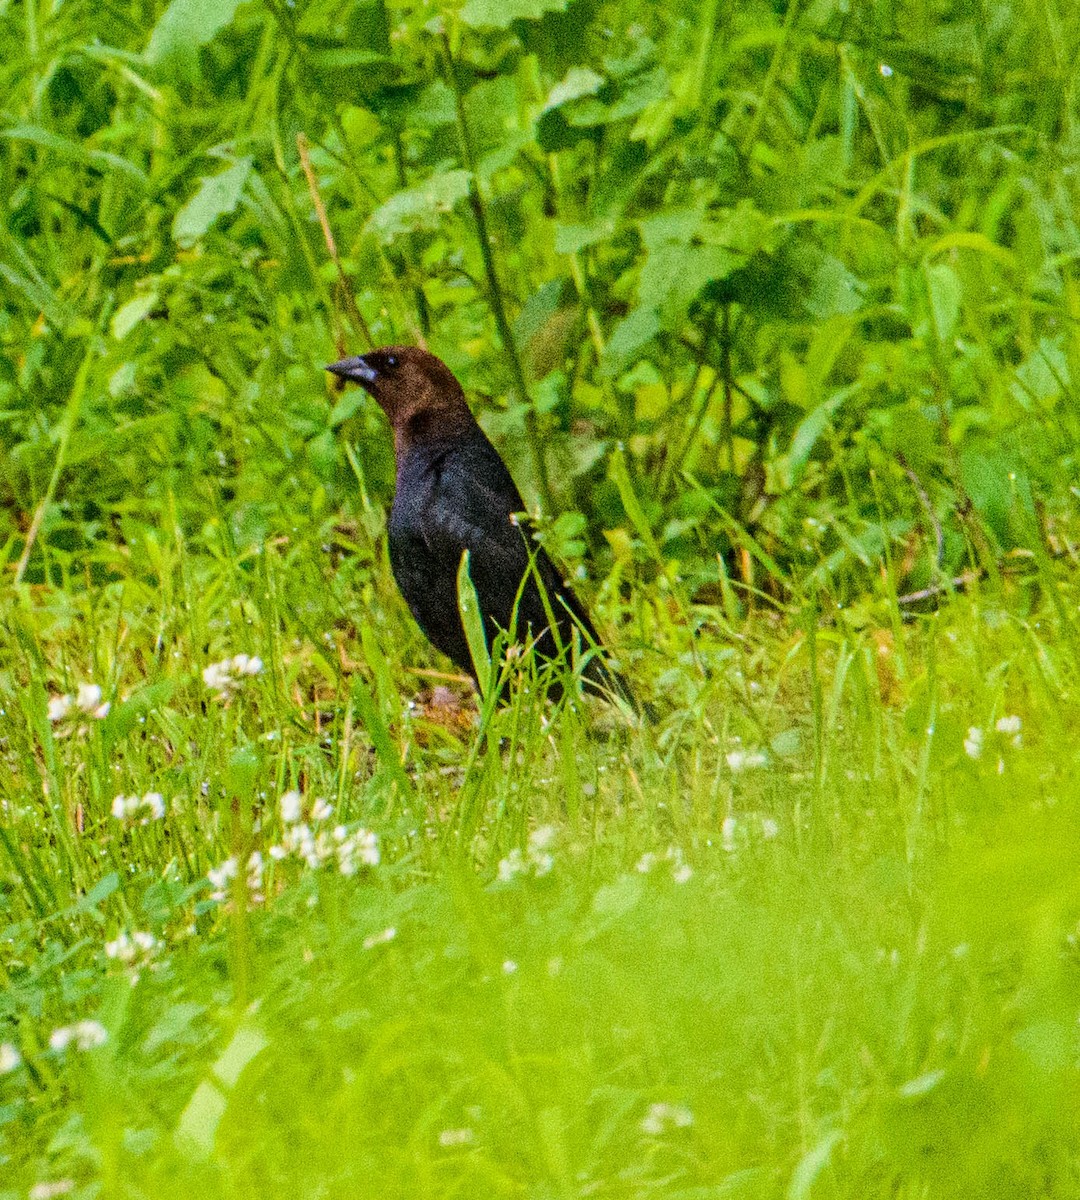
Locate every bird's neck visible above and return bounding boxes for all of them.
[393,405,477,456]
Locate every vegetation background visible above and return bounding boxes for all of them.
[3,0,1080,1195]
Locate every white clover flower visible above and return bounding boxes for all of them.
[529,825,556,851]
[202,661,233,693]
[641,1102,694,1136]
[502,960,518,974]
[760,817,779,840]
[48,683,109,725]
[438,1128,475,1147]
[49,1020,107,1052]
[635,852,657,874]
[279,790,302,823]
[726,749,767,773]
[29,1183,74,1200]
[363,927,397,950]
[105,930,162,965]
[995,715,1022,747]
[0,1042,21,1073]
[310,797,333,822]
[497,848,525,882]
[721,815,737,852]
[112,792,166,824]
[208,857,238,897]
[247,850,266,901]
[203,654,262,700]
[74,683,98,710]
[336,827,379,876]
[964,727,983,759]
[664,846,692,883]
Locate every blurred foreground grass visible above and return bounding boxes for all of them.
[2,535,1079,1199]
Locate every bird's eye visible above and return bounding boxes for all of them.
[386,354,398,369]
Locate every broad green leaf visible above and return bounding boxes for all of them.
[639,240,739,323]
[554,218,616,254]
[146,0,242,69]
[460,0,567,30]
[1011,337,1069,408]
[111,292,158,340]
[545,67,605,111]
[172,159,252,245]
[603,307,660,372]
[789,394,844,477]
[365,170,471,242]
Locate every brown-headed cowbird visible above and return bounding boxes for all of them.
[326,346,636,708]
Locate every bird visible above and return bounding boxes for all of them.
[325,345,637,709]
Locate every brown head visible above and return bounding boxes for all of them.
[325,345,476,453]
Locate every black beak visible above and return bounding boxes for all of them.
[325,355,378,387]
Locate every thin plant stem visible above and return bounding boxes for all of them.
[440,31,554,514]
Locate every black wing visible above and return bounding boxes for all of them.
[390,428,634,705]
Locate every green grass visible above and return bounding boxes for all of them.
[3,540,1080,1197]
[5,0,1080,1194]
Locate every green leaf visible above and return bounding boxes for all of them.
[365,170,471,242]
[544,67,605,110]
[457,550,492,696]
[172,159,252,246]
[350,674,415,798]
[639,240,738,323]
[926,260,961,344]
[111,292,158,340]
[787,1129,842,1200]
[146,0,242,71]
[554,218,615,254]
[175,1021,268,1160]
[609,443,663,565]
[603,306,660,373]
[3,124,148,185]
[460,0,568,30]
[789,394,844,478]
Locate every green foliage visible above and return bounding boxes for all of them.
[3,0,1080,601]
[4,1,1080,1195]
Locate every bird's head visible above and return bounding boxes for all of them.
[325,346,473,448]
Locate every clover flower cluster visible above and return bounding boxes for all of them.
[641,1102,694,1136]
[111,791,166,823]
[964,714,1022,766]
[496,825,557,883]
[964,710,1027,768]
[268,790,380,876]
[719,812,780,852]
[104,930,162,970]
[635,845,693,884]
[208,851,267,904]
[47,682,110,726]
[202,652,262,700]
[49,1020,107,1052]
